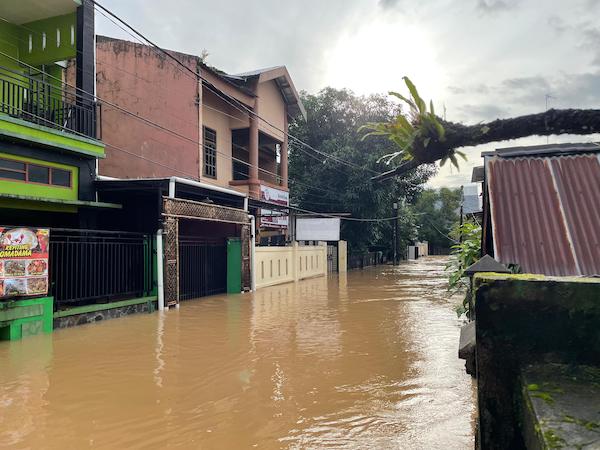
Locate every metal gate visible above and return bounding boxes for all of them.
[327,244,338,272]
[49,228,154,309]
[178,237,227,300]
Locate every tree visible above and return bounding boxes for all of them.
[412,187,461,252]
[362,77,600,180]
[289,88,436,253]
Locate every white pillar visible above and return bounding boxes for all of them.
[156,229,165,311]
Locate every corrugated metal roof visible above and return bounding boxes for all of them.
[482,142,600,158]
[488,153,600,276]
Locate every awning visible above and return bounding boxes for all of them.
[0,193,121,209]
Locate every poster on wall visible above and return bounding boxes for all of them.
[260,185,289,229]
[0,227,50,299]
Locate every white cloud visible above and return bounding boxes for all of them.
[97,0,600,189]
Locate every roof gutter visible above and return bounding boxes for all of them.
[168,176,247,199]
[96,175,247,199]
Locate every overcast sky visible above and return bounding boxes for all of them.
[98,0,600,188]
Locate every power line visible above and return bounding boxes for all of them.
[89,0,382,176]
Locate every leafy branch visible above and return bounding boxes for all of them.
[360,76,467,170]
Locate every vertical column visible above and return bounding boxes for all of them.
[248,105,260,199]
[76,0,95,135]
[281,112,289,188]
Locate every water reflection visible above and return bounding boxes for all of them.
[0,257,475,449]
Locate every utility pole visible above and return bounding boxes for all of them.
[393,201,399,265]
[459,185,464,243]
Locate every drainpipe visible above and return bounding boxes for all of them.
[156,229,165,311]
[249,214,256,292]
[243,197,249,212]
[168,177,176,198]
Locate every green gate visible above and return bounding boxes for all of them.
[226,238,242,294]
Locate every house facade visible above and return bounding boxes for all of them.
[0,0,111,228]
[94,36,304,243]
[93,37,305,305]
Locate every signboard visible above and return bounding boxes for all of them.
[296,218,340,241]
[260,185,289,229]
[0,227,50,299]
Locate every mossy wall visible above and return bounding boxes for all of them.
[473,274,600,449]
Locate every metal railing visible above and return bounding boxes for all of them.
[0,65,100,139]
[348,251,384,270]
[50,229,154,309]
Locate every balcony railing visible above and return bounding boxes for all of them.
[0,65,100,140]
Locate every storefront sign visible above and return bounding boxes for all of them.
[260,185,289,229]
[0,227,49,299]
[260,209,289,229]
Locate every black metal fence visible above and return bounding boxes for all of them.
[0,65,100,139]
[348,251,384,270]
[179,237,227,300]
[50,229,154,309]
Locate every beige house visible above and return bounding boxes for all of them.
[95,37,304,241]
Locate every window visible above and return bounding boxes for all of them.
[0,158,72,188]
[203,126,217,178]
[0,159,26,181]
[51,168,71,187]
[29,165,50,184]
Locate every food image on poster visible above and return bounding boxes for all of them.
[0,227,49,299]
[27,259,48,276]
[3,278,27,296]
[4,260,26,276]
[27,277,48,295]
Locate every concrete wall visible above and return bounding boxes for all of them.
[255,243,327,289]
[416,241,428,257]
[257,80,286,142]
[202,90,234,188]
[96,36,200,179]
[473,273,600,449]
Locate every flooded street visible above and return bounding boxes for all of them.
[0,257,475,449]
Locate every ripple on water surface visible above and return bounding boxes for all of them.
[0,256,475,449]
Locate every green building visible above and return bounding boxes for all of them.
[0,0,115,227]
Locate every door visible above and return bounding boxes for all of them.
[179,237,227,300]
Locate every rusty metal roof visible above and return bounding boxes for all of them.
[487,151,600,276]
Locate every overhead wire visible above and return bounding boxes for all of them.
[89,0,384,176]
[0,7,431,223]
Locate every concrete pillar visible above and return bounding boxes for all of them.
[281,113,289,188]
[248,106,260,199]
[338,240,347,273]
[292,241,299,281]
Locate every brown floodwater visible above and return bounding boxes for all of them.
[0,256,475,449]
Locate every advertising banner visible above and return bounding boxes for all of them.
[260,185,289,229]
[0,227,50,299]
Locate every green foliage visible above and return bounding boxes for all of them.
[445,222,482,317]
[288,88,436,253]
[413,188,461,251]
[360,76,466,169]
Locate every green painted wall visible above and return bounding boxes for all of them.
[18,13,77,66]
[0,296,54,341]
[0,21,22,71]
[227,238,242,294]
[0,197,77,212]
[0,151,78,201]
[0,115,105,157]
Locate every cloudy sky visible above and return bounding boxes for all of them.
[98,0,600,188]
